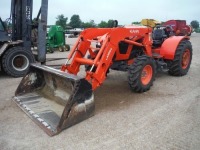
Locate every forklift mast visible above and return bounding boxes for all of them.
[11,0,33,50]
[11,0,48,62]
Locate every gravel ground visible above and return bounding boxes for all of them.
[0,34,200,150]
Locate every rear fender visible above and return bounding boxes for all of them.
[160,36,189,60]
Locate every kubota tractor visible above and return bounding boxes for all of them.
[13,25,192,136]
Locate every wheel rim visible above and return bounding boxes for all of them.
[12,54,29,71]
[141,65,153,85]
[182,49,190,69]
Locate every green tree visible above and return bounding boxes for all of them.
[98,21,108,28]
[69,14,81,28]
[55,14,68,29]
[190,20,199,29]
[97,20,118,28]
[107,19,114,28]
[82,20,96,28]
[89,20,96,27]
[81,22,91,28]
[132,21,140,25]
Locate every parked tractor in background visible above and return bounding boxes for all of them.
[14,24,193,136]
[163,20,192,36]
[46,25,70,53]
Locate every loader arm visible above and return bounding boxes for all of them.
[62,27,152,90]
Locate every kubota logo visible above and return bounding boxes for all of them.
[130,29,139,34]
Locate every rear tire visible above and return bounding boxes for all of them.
[65,44,70,51]
[59,46,64,52]
[47,47,54,53]
[168,40,192,76]
[128,55,156,93]
[2,46,35,77]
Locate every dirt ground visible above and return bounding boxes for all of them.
[0,34,200,150]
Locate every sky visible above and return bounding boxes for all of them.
[0,0,199,25]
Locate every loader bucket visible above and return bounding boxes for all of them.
[13,63,94,136]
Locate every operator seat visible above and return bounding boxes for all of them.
[152,29,167,46]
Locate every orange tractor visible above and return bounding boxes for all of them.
[13,25,192,136]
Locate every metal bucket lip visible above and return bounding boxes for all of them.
[13,96,57,136]
[30,63,82,81]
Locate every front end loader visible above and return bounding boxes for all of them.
[14,64,94,136]
[13,25,192,136]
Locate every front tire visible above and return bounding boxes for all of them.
[2,46,35,77]
[168,40,192,76]
[128,55,156,93]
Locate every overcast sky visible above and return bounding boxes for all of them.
[0,0,199,25]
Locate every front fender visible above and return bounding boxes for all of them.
[0,40,23,56]
[160,36,189,60]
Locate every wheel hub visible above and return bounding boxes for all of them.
[141,65,153,85]
[12,54,29,71]
[182,49,190,69]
